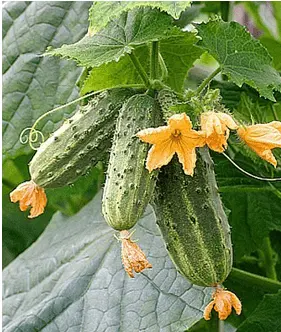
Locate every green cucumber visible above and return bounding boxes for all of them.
[102,94,161,231]
[153,147,232,287]
[29,89,134,188]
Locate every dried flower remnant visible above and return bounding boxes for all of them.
[200,111,238,152]
[203,286,242,321]
[136,113,206,176]
[119,230,152,278]
[237,121,281,167]
[10,180,47,218]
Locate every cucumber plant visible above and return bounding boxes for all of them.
[4,2,281,332]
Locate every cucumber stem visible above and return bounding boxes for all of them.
[261,237,278,280]
[150,41,159,80]
[196,66,221,95]
[229,268,281,293]
[129,52,151,88]
[218,319,224,332]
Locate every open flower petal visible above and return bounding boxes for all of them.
[168,113,192,133]
[146,141,176,172]
[136,126,171,144]
[136,113,206,174]
[201,112,237,153]
[120,230,152,278]
[238,122,281,167]
[203,287,242,321]
[10,180,47,218]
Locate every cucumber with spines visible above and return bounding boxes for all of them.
[29,89,135,188]
[153,147,232,287]
[102,94,162,231]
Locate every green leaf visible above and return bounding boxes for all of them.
[237,291,281,332]
[260,37,281,71]
[81,30,203,94]
[48,8,174,68]
[160,30,203,92]
[88,1,191,34]
[3,192,211,331]
[271,2,281,40]
[215,155,281,262]
[196,20,281,101]
[81,46,149,94]
[2,1,92,161]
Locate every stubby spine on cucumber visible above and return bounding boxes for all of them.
[29,89,135,188]
[153,147,232,287]
[102,94,162,231]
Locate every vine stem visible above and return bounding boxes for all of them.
[150,41,159,80]
[26,84,145,149]
[196,66,221,95]
[129,52,151,88]
[222,152,281,182]
[261,237,278,280]
[229,268,281,293]
[218,319,224,332]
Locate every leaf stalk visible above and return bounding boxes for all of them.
[196,66,221,95]
[150,41,159,80]
[129,52,151,88]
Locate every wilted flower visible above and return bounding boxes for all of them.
[10,180,47,218]
[200,111,238,152]
[204,287,242,321]
[119,230,152,278]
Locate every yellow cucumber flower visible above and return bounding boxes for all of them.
[237,121,281,167]
[200,111,238,152]
[136,113,206,176]
[10,180,47,218]
[204,287,242,321]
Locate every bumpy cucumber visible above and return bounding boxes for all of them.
[102,94,161,231]
[153,147,232,287]
[29,89,134,188]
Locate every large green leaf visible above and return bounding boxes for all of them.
[81,46,149,94]
[196,20,281,101]
[2,1,92,161]
[260,37,281,71]
[3,192,211,331]
[88,1,191,34]
[160,30,203,92]
[237,291,281,332]
[81,30,203,94]
[48,8,175,68]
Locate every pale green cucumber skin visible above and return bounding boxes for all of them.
[153,147,233,287]
[102,94,161,231]
[29,89,134,188]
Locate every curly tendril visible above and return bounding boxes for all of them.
[20,127,45,150]
[18,85,145,151]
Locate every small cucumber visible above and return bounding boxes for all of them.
[29,89,134,188]
[102,94,161,231]
[153,147,232,287]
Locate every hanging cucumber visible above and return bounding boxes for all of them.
[29,89,134,188]
[102,94,162,231]
[153,147,232,287]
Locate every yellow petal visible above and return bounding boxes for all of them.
[10,180,47,218]
[136,126,171,144]
[217,113,238,130]
[203,300,215,320]
[146,141,176,172]
[238,123,281,166]
[168,113,192,133]
[269,121,281,133]
[176,145,197,176]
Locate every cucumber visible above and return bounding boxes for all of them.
[153,147,232,287]
[29,89,134,188]
[102,94,161,231]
